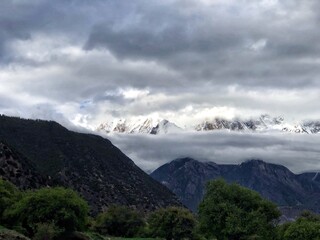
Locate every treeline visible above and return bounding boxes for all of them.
[1,178,320,240]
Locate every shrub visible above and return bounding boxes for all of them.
[32,222,62,240]
[0,178,21,224]
[278,211,320,240]
[95,205,145,237]
[148,206,196,240]
[4,187,89,236]
[198,179,280,240]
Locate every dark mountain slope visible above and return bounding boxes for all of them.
[0,115,181,213]
[221,160,306,206]
[151,158,320,213]
[0,142,49,189]
[151,158,221,211]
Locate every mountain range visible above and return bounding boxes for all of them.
[151,158,320,215]
[2,114,320,221]
[0,115,181,214]
[96,114,320,135]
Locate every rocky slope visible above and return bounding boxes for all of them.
[0,142,50,189]
[97,115,320,135]
[0,115,181,214]
[151,158,320,213]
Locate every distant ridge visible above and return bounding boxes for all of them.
[151,158,320,213]
[0,115,181,214]
[97,114,320,135]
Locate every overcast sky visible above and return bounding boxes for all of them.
[1,0,320,171]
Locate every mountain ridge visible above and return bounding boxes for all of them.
[97,114,320,135]
[0,115,182,214]
[151,158,320,213]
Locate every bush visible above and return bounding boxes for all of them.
[198,179,280,240]
[4,187,89,236]
[148,206,196,240]
[32,222,62,240]
[95,205,145,237]
[278,211,320,240]
[0,178,21,224]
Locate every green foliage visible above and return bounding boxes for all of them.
[277,211,320,240]
[0,178,21,224]
[95,205,145,238]
[85,232,107,240]
[148,206,196,240]
[32,222,62,240]
[4,187,89,236]
[198,179,281,240]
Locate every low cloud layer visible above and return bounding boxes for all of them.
[109,132,320,174]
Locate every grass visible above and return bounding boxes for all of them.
[109,238,159,240]
[0,225,30,240]
[85,232,159,240]
[0,228,159,240]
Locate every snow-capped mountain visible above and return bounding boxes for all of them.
[150,120,184,135]
[302,121,320,134]
[97,118,157,134]
[96,115,320,135]
[97,118,183,134]
[194,115,311,133]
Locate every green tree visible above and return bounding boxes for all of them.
[198,179,280,240]
[32,222,62,240]
[95,205,145,237]
[278,211,320,240]
[4,187,89,236]
[148,206,196,240]
[0,178,21,224]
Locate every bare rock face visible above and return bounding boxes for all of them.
[0,115,181,214]
[151,158,320,213]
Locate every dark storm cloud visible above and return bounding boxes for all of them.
[109,132,320,173]
[1,0,320,90]
[84,0,320,89]
[0,0,101,62]
[0,0,320,128]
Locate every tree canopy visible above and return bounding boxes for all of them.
[0,178,21,224]
[4,187,89,236]
[278,211,320,240]
[95,205,145,237]
[148,206,196,240]
[198,179,281,240]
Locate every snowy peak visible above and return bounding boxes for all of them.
[302,121,320,134]
[150,120,183,135]
[194,115,317,134]
[195,118,249,131]
[97,118,182,134]
[97,118,158,134]
[96,115,320,135]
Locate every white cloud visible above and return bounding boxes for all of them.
[109,132,320,173]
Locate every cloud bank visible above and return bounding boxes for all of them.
[109,132,320,174]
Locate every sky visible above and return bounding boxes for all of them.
[0,0,320,172]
